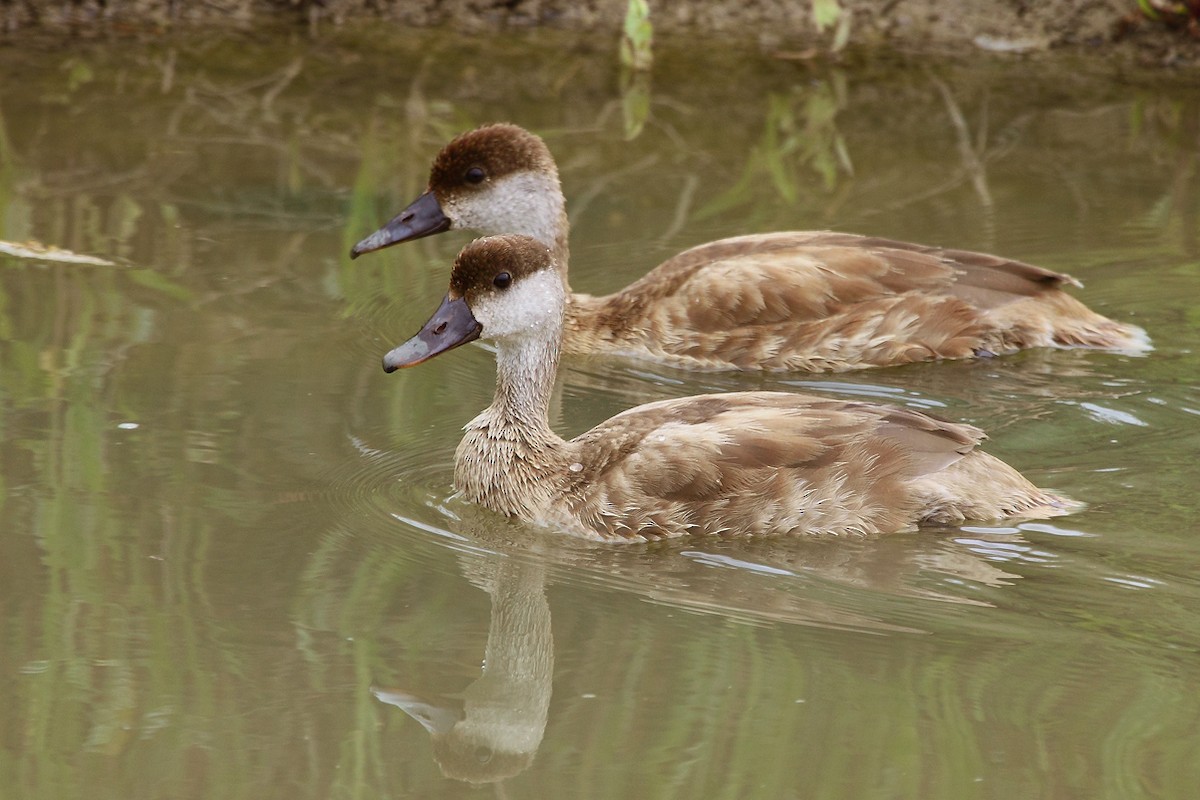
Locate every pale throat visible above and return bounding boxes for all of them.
[471,270,567,442]
[455,321,567,513]
[490,326,562,434]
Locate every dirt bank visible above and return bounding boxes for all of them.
[1,0,1197,66]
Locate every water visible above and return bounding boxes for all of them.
[2,28,1199,799]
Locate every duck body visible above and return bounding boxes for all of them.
[458,388,1069,541]
[384,235,1074,542]
[352,123,1148,373]
[564,230,1143,372]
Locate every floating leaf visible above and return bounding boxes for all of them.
[0,239,117,266]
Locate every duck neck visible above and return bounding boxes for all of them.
[517,173,571,294]
[482,171,572,294]
[460,557,553,754]
[492,331,562,434]
[524,190,570,296]
[456,321,568,517]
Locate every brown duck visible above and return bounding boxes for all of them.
[353,123,1148,372]
[382,235,1076,540]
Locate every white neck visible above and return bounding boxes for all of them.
[454,271,570,515]
[487,320,562,440]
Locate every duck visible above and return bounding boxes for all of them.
[382,234,1075,541]
[351,123,1148,373]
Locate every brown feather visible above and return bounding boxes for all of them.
[430,123,558,189]
[566,231,1145,371]
[376,124,1146,372]
[540,391,1062,540]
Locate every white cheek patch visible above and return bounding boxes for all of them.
[473,269,564,341]
[447,173,563,246]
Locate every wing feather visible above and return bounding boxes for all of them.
[561,392,984,539]
[580,231,1103,371]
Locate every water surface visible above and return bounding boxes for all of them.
[1,29,1198,799]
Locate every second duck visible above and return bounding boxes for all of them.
[352,123,1148,373]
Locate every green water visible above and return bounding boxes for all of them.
[1,28,1198,799]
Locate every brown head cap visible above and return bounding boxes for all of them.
[429,123,557,195]
[449,235,556,300]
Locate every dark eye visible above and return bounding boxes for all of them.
[465,167,486,184]
[493,272,512,289]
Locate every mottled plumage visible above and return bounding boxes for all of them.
[352,123,1149,372]
[383,236,1075,541]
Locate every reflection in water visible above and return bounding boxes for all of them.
[317,504,1069,787]
[698,78,852,226]
[373,556,552,784]
[304,492,1200,796]
[428,499,1042,627]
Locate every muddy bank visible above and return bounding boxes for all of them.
[1,0,1197,66]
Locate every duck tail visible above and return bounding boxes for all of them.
[912,451,1084,526]
[1051,317,1152,355]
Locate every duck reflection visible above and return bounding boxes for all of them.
[372,554,552,784]
[342,506,1062,785]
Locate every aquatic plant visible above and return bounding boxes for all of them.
[1137,0,1200,30]
[811,0,852,51]
[619,0,654,72]
[617,0,654,139]
[696,79,853,223]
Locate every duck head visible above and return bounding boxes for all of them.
[351,124,563,259]
[372,686,540,784]
[382,235,563,372]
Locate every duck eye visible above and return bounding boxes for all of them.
[465,166,486,184]
[493,272,512,289]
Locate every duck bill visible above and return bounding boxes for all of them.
[371,687,462,736]
[350,190,451,259]
[383,294,481,372]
